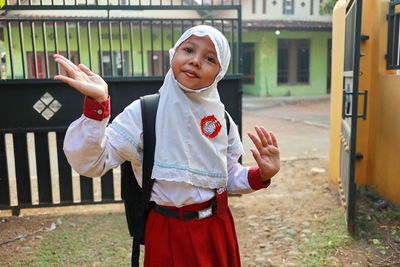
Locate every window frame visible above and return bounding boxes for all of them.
[277,38,311,86]
[283,0,295,15]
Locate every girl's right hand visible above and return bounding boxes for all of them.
[53,54,108,102]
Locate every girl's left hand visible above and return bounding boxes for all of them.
[248,126,281,182]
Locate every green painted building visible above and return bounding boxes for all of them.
[241,1,332,97]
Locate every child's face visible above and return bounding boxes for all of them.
[172,35,221,90]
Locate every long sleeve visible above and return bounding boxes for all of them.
[63,97,269,207]
[63,97,143,179]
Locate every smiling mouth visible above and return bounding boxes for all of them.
[184,71,198,78]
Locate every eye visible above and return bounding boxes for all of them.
[183,47,193,53]
[206,56,216,63]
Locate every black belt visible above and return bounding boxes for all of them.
[153,201,217,221]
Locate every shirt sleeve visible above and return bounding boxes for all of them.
[63,96,143,179]
[225,115,271,194]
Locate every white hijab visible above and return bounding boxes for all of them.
[151,25,243,189]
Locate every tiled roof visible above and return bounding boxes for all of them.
[243,20,332,31]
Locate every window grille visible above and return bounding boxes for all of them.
[283,0,294,15]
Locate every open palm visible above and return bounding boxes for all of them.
[53,54,108,102]
[248,126,281,182]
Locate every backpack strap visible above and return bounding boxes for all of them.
[224,111,230,136]
[131,93,159,267]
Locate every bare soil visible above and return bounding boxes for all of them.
[1,99,400,266]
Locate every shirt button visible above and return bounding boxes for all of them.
[97,109,103,115]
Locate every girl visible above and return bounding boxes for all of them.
[56,25,280,267]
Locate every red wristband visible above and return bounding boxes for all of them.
[83,96,110,121]
[248,166,271,190]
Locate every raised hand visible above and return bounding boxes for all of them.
[248,126,280,182]
[53,54,108,102]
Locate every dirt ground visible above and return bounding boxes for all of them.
[1,97,400,266]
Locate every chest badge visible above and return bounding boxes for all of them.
[200,115,222,138]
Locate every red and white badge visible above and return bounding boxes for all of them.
[200,115,222,138]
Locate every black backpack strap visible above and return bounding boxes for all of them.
[224,111,230,136]
[131,93,159,267]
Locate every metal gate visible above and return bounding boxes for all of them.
[339,0,368,233]
[0,0,243,215]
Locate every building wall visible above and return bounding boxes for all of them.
[243,30,331,96]
[328,0,346,187]
[242,0,332,21]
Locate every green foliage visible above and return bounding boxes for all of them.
[320,0,339,15]
[296,209,352,266]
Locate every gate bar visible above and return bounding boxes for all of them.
[88,22,93,70]
[19,22,27,79]
[43,22,50,79]
[54,21,60,75]
[119,21,124,76]
[7,22,14,80]
[77,22,82,64]
[98,21,104,76]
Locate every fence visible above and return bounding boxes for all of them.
[0,1,243,215]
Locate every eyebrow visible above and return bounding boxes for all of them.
[185,41,217,56]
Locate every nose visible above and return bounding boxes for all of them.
[189,54,201,68]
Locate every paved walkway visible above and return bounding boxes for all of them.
[241,94,331,164]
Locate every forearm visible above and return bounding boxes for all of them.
[63,97,126,177]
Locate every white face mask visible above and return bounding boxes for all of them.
[151,25,243,189]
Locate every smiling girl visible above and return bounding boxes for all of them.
[56,25,280,267]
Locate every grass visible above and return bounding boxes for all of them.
[8,213,139,267]
[295,188,400,267]
[296,209,352,267]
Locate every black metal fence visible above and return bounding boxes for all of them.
[3,0,240,9]
[0,2,243,215]
[387,0,400,69]
[2,18,240,79]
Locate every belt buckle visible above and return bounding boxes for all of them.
[197,206,213,220]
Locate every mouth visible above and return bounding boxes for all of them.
[183,70,199,78]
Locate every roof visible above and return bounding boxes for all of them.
[243,20,332,31]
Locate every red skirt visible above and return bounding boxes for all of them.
[144,200,241,267]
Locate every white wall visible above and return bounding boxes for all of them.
[242,0,332,22]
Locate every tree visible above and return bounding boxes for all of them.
[320,0,339,15]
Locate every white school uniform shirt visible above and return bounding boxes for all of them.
[63,98,256,208]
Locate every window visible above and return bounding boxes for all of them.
[283,0,294,15]
[252,0,256,13]
[243,43,255,84]
[278,39,310,85]
[263,0,267,14]
[310,0,314,15]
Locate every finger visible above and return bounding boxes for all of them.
[78,64,96,76]
[54,58,78,77]
[269,131,279,148]
[248,132,263,151]
[55,54,79,71]
[255,126,269,147]
[266,145,280,155]
[54,75,87,95]
[250,148,264,168]
[260,126,273,145]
